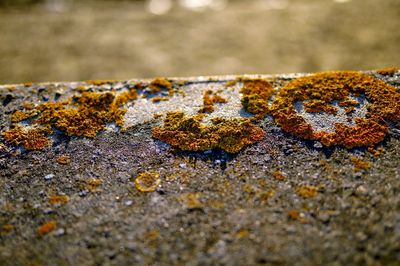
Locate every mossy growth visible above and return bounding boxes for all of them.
[240,78,275,117]
[270,71,400,149]
[198,90,227,114]
[152,111,265,153]
[3,89,138,150]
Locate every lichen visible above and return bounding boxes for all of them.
[198,90,227,113]
[37,220,57,237]
[240,78,275,117]
[376,67,398,76]
[134,171,161,193]
[3,89,138,150]
[149,77,173,93]
[270,71,400,149]
[56,155,71,165]
[152,111,265,153]
[3,125,52,150]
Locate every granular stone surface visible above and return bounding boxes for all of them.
[0,70,399,265]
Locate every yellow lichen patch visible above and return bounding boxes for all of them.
[270,71,400,149]
[37,220,57,237]
[180,192,203,210]
[376,67,398,76]
[152,111,265,153]
[48,195,70,205]
[3,125,51,150]
[296,185,318,198]
[151,96,169,103]
[134,171,161,193]
[149,77,173,93]
[56,155,70,165]
[198,90,227,114]
[11,110,38,123]
[86,178,103,191]
[351,156,371,171]
[240,78,275,116]
[113,90,138,107]
[273,170,286,181]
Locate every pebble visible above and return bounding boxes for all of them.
[54,228,65,236]
[125,200,133,206]
[44,174,54,180]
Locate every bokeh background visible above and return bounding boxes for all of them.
[0,0,399,84]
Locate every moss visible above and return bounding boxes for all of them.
[296,185,318,198]
[152,111,265,153]
[270,71,400,149]
[240,78,275,116]
[37,220,57,237]
[134,171,160,193]
[198,90,227,114]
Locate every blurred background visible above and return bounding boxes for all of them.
[0,0,399,84]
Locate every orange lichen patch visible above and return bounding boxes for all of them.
[240,78,275,116]
[3,125,51,150]
[56,155,71,165]
[351,156,371,171]
[273,170,286,181]
[134,171,160,193]
[303,99,338,114]
[86,178,103,191]
[376,67,398,76]
[270,71,400,149]
[37,220,56,237]
[149,77,173,93]
[225,79,238,87]
[198,90,227,113]
[11,110,38,123]
[288,209,306,223]
[48,195,70,205]
[180,192,203,210]
[152,111,265,153]
[5,90,137,147]
[296,185,318,198]
[151,96,170,103]
[86,80,117,86]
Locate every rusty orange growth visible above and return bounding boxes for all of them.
[270,71,400,149]
[152,111,265,153]
[198,90,227,114]
[3,125,51,150]
[149,77,173,93]
[296,185,318,198]
[3,89,138,150]
[376,67,398,76]
[240,78,275,117]
[56,155,71,165]
[37,220,57,237]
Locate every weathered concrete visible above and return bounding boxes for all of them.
[0,70,399,265]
